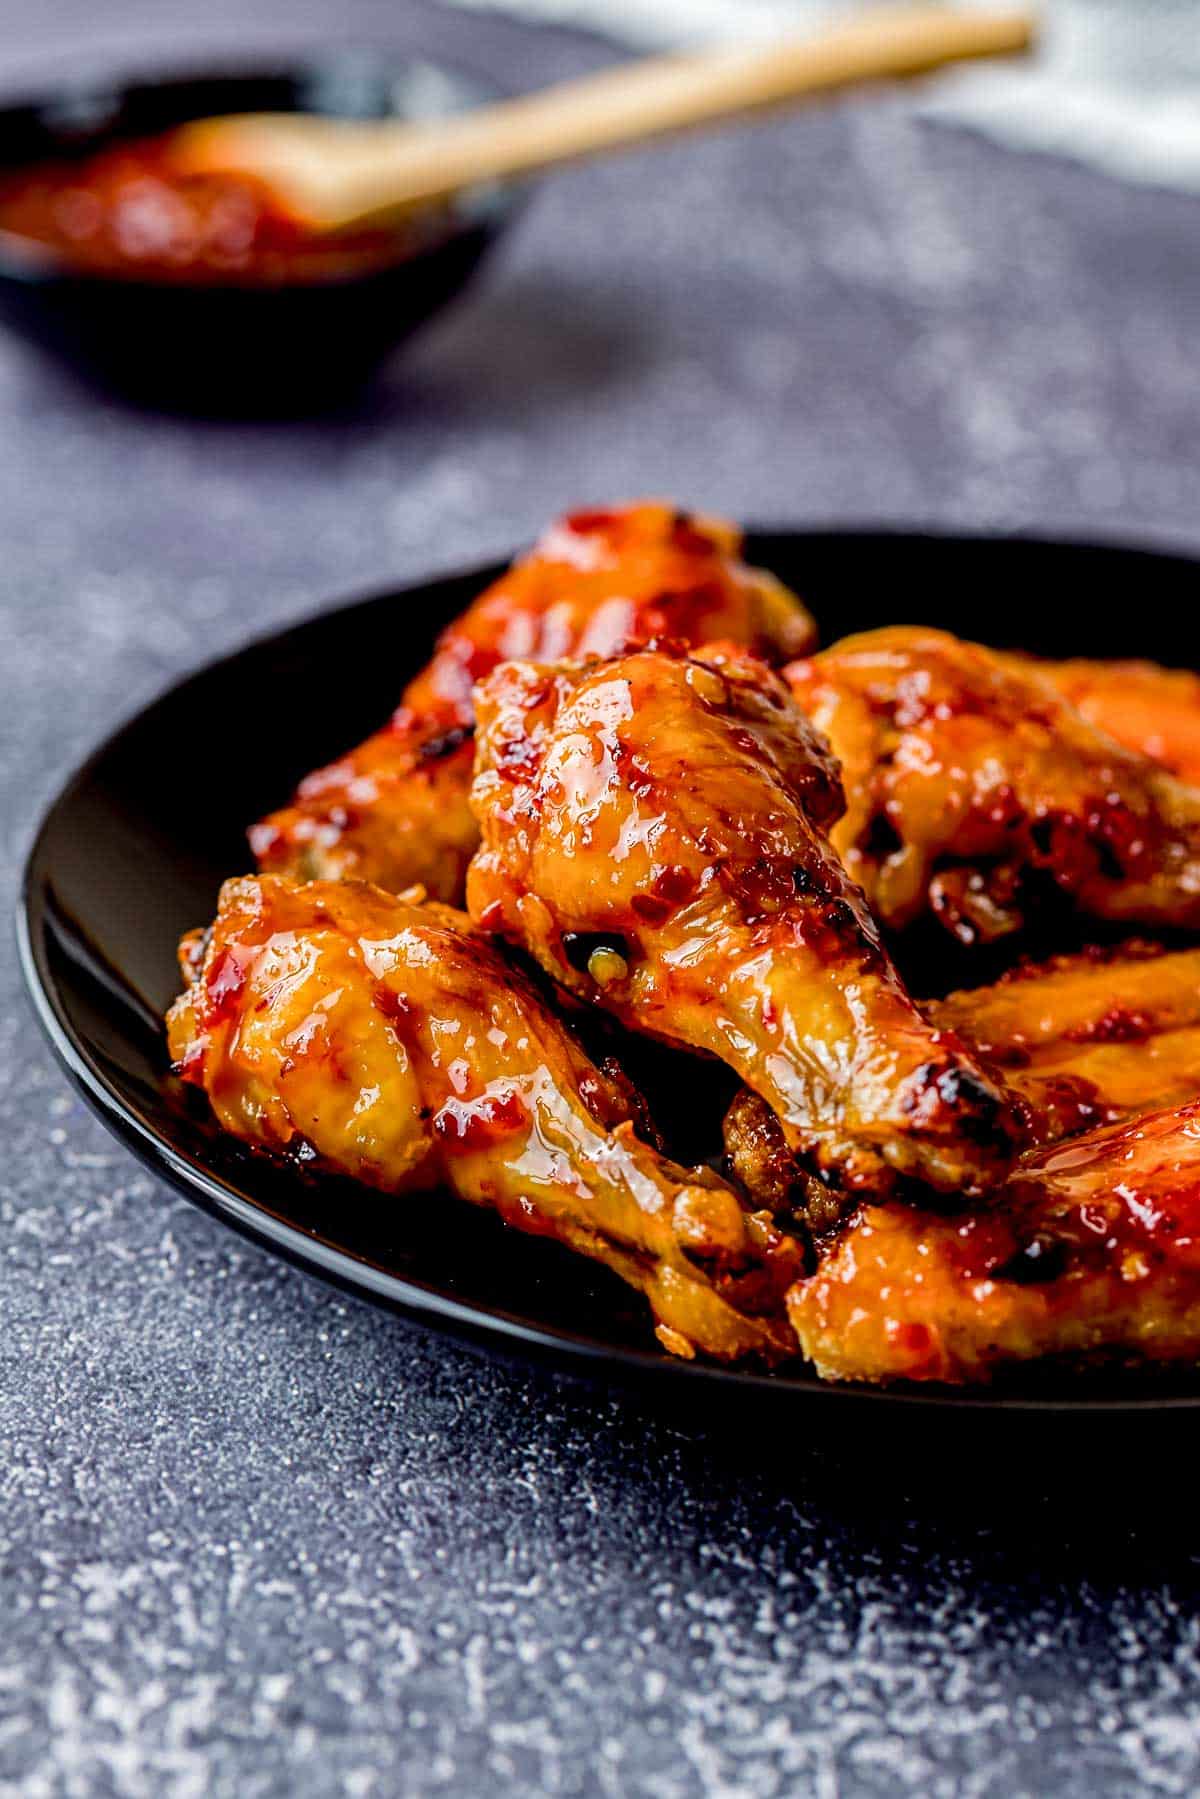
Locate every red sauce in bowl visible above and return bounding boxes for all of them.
[0,133,426,285]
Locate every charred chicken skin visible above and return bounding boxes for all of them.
[785,627,1200,945]
[250,503,815,902]
[167,875,803,1363]
[467,642,1017,1198]
[789,1100,1200,1384]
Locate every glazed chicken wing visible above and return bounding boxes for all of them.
[167,875,802,1362]
[250,503,815,902]
[727,942,1200,1223]
[788,1100,1200,1383]
[1037,656,1200,786]
[785,626,1200,945]
[467,643,1016,1198]
[929,942,1200,1143]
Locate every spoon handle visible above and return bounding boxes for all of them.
[179,7,1034,230]
[340,7,1031,219]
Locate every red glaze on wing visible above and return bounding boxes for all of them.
[168,875,803,1363]
[785,627,1200,945]
[468,641,1018,1199]
[788,1101,1200,1383]
[251,503,815,901]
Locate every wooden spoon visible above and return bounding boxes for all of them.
[173,6,1034,234]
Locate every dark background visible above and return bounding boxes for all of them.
[4,2,1200,1792]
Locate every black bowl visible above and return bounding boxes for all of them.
[18,528,1200,1427]
[0,55,521,410]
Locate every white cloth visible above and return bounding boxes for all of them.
[443,1,1200,192]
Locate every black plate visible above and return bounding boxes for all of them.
[0,54,520,410]
[19,528,1200,1419]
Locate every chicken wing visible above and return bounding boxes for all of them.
[250,502,815,902]
[726,942,1200,1224]
[1038,656,1200,786]
[167,875,803,1362]
[467,642,1016,1198]
[928,942,1200,1142]
[785,626,1200,945]
[788,1100,1200,1383]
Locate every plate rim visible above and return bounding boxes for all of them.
[20,521,1200,1416]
